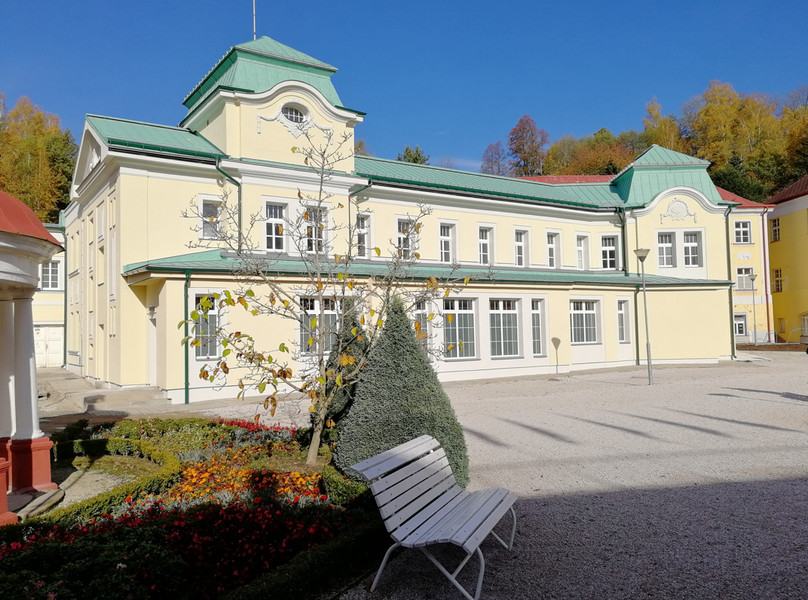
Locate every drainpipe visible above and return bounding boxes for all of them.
[616,208,628,274]
[62,234,68,368]
[761,207,772,342]
[215,162,242,253]
[184,270,190,405]
[724,206,736,359]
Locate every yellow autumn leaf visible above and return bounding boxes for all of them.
[374,247,381,256]
[414,321,421,332]
[447,314,454,323]
[347,281,354,291]
[463,276,470,285]
[428,313,435,321]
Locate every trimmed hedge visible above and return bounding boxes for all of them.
[334,296,470,486]
[44,438,182,528]
[321,465,369,507]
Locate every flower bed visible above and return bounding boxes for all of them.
[0,418,371,599]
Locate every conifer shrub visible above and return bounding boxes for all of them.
[334,296,469,486]
[310,298,368,429]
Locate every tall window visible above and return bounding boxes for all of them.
[299,297,338,353]
[413,300,429,350]
[201,199,220,239]
[514,230,527,266]
[576,236,589,270]
[802,313,808,336]
[490,299,519,357]
[439,224,454,263]
[570,300,598,344]
[771,218,780,242]
[40,261,60,290]
[547,232,559,268]
[305,207,326,253]
[772,268,783,293]
[356,214,369,257]
[734,221,751,244]
[194,295,219,360]
[601,236,617,269]
[737,267,754,290]
[531,299,544,355]
[266,204,285,251]
[397,218,417,259]
[658,233,675,267]
[478,227,491,264]
[617,300,629,343]
[683,232,701,267]
[443,299,475,359]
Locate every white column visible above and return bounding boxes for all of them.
[11,295,43,440]
[0,297,15,439]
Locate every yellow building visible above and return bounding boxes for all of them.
[768,175,808,343]
[32,223,66,367]
[719,188,775,344]
[65,37,757,402]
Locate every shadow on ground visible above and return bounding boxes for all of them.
[340,477,808,600]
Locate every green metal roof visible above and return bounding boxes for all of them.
[182,37,344,122]
[354,156,618,210]
[87,115,226,160]
[610,145,727,207]
[122,249,730,288]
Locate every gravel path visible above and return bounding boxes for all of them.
[36,352,808,599]
[334,352,808,600]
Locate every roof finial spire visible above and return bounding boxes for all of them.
[252,0,256,40]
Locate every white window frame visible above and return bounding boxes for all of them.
[305,206,327,254]
[397,218,418,259]
[299,296,338,355]
[617,300,630,343]
[531,299,544,356]
[657,232,675,268]
[356,213,370,258]
[413,300,429,350]
[199,196,221,240]
[734,221,752,244]
[802,313,808,336]
[601,235,618,270]
[489,299,519,357]
[439,223,455,263]
[771,218,780,242]
[478,227,492,265]
[547,232,560,268]
[683,231,702,267]
[443,298,476,359]
[39,260,61,290]
[514,230,528,267]
[570,300,599,344]
[576,235,589,270]
[194,294,220,361]
[737,267,754,291]
[265,203,286,251]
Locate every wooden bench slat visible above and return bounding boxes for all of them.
[381,472,456,528]
[373,451,452,506]
[370,448,450,497]
[350,435,439,480]
[456,491,517,554]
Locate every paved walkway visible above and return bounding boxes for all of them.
[16,352,808,598]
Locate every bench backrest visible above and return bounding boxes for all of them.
[349,435,462,536]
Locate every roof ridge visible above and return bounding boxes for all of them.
[87,114,193,133]
[355,155,555,185]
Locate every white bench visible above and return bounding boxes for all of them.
[349,435,517,600]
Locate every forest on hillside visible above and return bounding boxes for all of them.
[480,81,808,203]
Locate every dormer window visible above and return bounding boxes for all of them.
[282,105,306,124]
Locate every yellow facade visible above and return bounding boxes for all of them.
[768,182,808,343]
[63,37,762,403]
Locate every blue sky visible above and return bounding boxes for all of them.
[3,0,807,172]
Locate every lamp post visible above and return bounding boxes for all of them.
[750,272,758,346]
[635,248,653,385]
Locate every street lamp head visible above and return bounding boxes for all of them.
[750,273,758,282]
[634,248,650,263]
